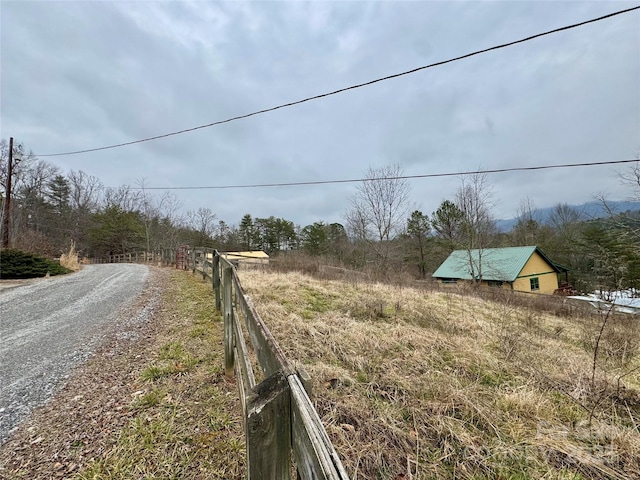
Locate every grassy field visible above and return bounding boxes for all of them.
[239,269,640,480]
[3,267,637,479]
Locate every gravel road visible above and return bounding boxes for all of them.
[0,264,149,443]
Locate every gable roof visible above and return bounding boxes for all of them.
[432,246,567,282]
[222,251,269,260]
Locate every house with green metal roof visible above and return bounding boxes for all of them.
[432,246,569,294]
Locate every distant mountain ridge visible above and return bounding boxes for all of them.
[496,200,640,232]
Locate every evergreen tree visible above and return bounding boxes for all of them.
[47,175,71,216]
[301,222,329,256]
[88,206,145,256]
[238,214,256,250]
[406,210,430,278]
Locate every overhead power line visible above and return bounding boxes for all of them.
[135,158,640,190]
[39,5,640,158]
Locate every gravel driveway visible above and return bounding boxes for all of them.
[0,264,149,443]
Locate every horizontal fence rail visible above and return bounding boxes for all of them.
[90,250,175,265]
[190,247,350,480]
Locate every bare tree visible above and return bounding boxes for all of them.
[619,155,640,200]
[65,170,103,253]
[187,207,217,247]
[345,198,370,240]
[515,197,537,224]
[137,178,154,252]
[512,197,541,246]
[548,203,582,232]
[590,156,640,283]
[1,140,40,247]
[102,185,142,211]
[616,156,640,243]
[13,159,60,243]
[344,164,411,268]
[135,178,186,252]
[0,139,36,191]
[152,191,184,250]
[156,191,183,225]
[68,170,103,213]
[454,172,496,282]
[547,202,583,261]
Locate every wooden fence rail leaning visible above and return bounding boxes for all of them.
[187,247,350,480]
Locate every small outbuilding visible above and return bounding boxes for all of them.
[432,246,569,295]
[221,250,269,267]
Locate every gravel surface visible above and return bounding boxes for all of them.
[0,264,150,443]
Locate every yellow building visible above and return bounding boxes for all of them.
[432,246,568,295]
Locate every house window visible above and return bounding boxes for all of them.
[488,281,503,288]
[442,278,458,284]
[530,277,540,291]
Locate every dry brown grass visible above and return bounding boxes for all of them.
[239,269,640,480]
[59,241,81,271]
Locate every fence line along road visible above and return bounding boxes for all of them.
[91,250,175,265]
[96,247,350,478]
[189,247,350,480]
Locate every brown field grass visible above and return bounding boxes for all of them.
[239,268,640,480]
[59,242,81,271]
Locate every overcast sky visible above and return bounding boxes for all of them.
[1,1,639,228]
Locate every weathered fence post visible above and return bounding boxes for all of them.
[213,252,221,311]
[214,252,350,480]
[202,250,207,281]
[223,266,234,378]
[297,366,313,398]
[247,371,292,480]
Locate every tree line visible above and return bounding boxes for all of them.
[1,139,638,295]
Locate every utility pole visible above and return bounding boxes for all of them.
[2,137,14,248]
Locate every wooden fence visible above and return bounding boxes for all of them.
[187,247,350,480]
[91,250,175,265]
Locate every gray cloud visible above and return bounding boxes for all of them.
[2,1,638,227]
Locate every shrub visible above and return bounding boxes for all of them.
[0,249,71,279]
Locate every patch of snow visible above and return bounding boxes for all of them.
[568,290,640,315]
